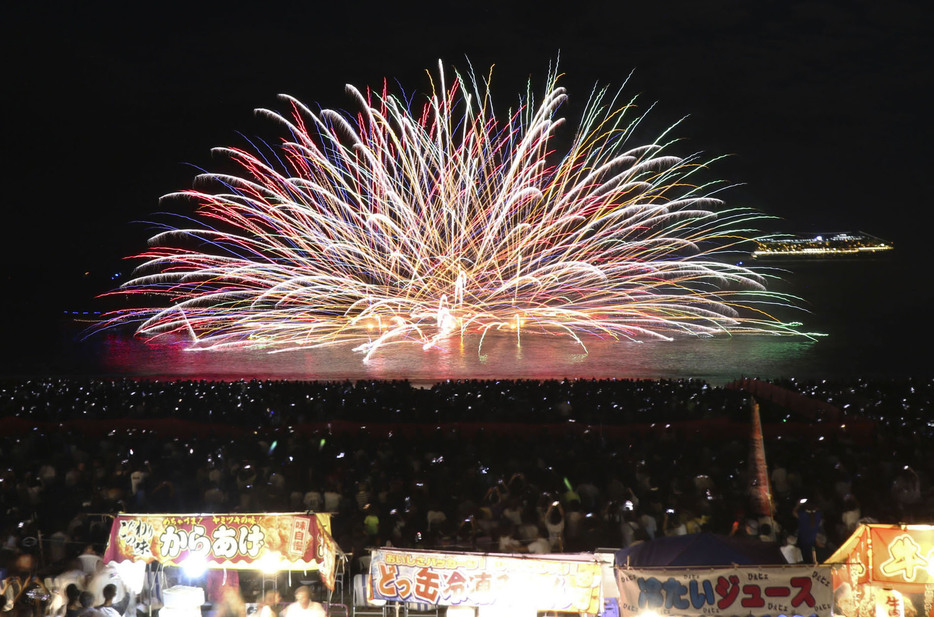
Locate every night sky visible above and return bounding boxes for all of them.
[2,1,931,345]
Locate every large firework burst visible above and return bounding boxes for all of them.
[100,62,811,360]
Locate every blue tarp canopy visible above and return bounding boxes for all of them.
[614,533,787,567]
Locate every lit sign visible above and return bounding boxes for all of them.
[615,566,833,617]
[370,549,603,614]
[103,513,338,589]
[870,528,934,587]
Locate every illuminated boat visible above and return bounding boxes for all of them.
[751,231,893,260]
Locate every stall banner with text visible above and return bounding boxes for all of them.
[615,566,833,617]
[370,549,603,614]
[867,527,934,589]
[104,513,337,588]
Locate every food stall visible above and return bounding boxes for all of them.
[367,547,605,617]
[825,524,934,617]
[613,533,833,617]
[102,512,341,614]
[614,565,833,617]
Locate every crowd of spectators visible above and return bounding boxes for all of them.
[0,376,931,582]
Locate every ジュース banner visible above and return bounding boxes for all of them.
[615,566,833,617]
[103,513,339,589]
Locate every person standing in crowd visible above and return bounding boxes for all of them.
[814,533,836,563]
[496,524,525,553]
[77,547,102,580]
[259,589,281,617]
[63,584,83,617]
[283,586,325,617]
[793,498,823,564]
[76,592,97,617]
[662,509,687,536]
[780,534,803,564]
[363,505,380,543]
[95,584,121,617]
[214,586,246,617]
[620,509,642,548]
[527,527,551,554]
[841,495,861,536]
[543,501,565,552]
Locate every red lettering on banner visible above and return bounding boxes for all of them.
[887,595,901,617]
[473,572,492,592]
[395,576,413,599]
[377,564,399,597]
[444,571,468,603]
[740,585,765,608]
[414,568,440,603]
[715,575,741,609]
[790,577,815,608]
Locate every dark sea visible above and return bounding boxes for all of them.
[5,254,931,385]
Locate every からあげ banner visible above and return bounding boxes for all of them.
[103,513,339,590]
[369,548,603,614]
[615,566,833,617]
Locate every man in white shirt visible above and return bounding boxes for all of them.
[283,586,325,617]
[95,584,121,617]
[780,535,803,564]
[526,529,551,554]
